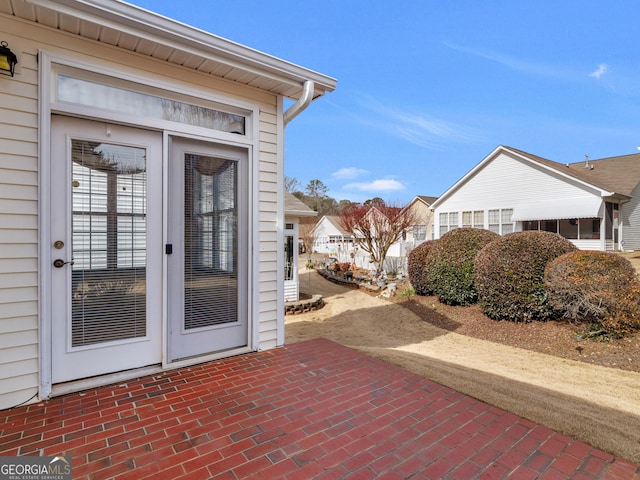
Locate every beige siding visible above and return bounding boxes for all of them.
[1,14,284,406]
[0,25,39,409]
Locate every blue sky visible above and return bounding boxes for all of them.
[129,0,640,205]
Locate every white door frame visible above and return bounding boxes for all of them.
[49,116,164,384]
[165,135,251,364]
[39,52,260,399]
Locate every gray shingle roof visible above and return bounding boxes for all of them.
[285,192,317,217]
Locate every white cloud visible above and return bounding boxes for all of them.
[589,63,609,79]
[331,167,369,180]
[344,179,405,192]
[443,42,566,79]
[355,94,482,148]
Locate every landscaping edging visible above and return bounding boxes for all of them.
[285,294,324,315]
[316,267,371,289]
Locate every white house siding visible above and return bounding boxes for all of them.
[0,16,284,406]
[312,217,354,256]
[257,107,281,349]
[434,151,603,236]
[622,183,640,251]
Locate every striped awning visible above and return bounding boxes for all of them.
[511,197,604,221]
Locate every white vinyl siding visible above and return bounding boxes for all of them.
[434,151,603,240]
[0,40,39,409]
[1,16,285,406]
[622,184,640,251]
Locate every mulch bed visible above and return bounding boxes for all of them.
[394,294,640,373]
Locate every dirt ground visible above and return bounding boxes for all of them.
[286,258,640,465]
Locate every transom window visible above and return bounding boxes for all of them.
[58,74,246,135]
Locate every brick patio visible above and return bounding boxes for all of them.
[1,338,638,479]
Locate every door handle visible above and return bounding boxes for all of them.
[53,259,74,268]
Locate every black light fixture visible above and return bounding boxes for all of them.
[0,41,18,77]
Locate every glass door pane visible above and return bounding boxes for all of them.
[71,140,147,346]
[184,154,238,330]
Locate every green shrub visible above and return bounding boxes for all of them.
[427,228,500,306]
[544,251,640,337]
[407,240,438,295]
[474,231,577,321]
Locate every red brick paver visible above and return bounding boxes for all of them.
[1,338,638,479]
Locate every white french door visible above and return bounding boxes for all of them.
[50,116,163,383]
[167,137,248,362]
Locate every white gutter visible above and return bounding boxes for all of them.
[284,80,315,126]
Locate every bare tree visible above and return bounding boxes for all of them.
[338,203,416,273]
[284,176,300,193]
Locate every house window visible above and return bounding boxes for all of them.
[413,224,427,242]
[439,212,459,237]
[463,210,484,228]
[473,210,484,228]
[488,209,500,233]
[462,211,472,228]
[488,208,514,234]
[501,209,514,234]
[439,212,448,237]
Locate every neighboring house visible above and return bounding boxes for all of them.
[404,195,438,248]
[311,216,355,257]
[284,193,316,302]
[0,0,336,408]
[316,206,415,274]
[431,145,640,251]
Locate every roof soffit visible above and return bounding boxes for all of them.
[13,0,336,99]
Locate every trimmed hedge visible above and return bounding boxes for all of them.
[474,231,577,321]
[407,240,438,295]
[544,250,640,337]
[427,228,500,306]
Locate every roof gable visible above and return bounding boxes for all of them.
[432,145,640,209]
[311,216,352,237]
[417,195,438,206]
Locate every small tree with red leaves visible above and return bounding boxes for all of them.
[338,203,416,274]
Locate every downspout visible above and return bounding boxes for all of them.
[283,80,315,126]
